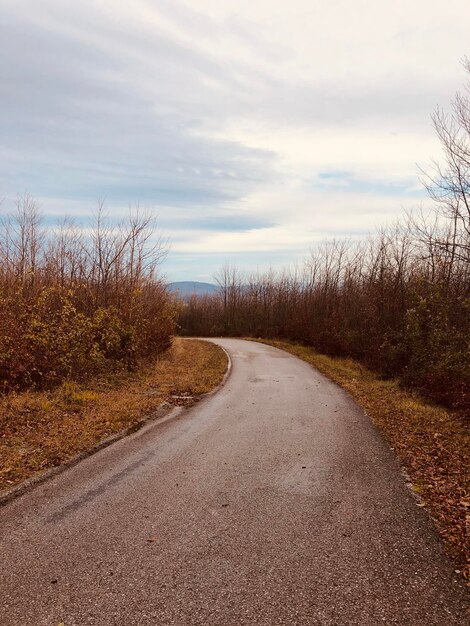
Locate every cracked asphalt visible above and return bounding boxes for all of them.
[0,338,468,625]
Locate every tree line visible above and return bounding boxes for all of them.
[179,63,470,412]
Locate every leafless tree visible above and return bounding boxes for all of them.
[417,58,470,264]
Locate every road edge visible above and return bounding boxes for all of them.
[0,339,232,508]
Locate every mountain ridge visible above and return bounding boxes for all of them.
[168,281,219,297]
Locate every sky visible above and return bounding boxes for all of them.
[1,0,469,281]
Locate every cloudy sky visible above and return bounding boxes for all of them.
[1,1,469,281]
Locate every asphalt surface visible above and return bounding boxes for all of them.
[0,338,468,625]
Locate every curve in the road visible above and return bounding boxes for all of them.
[0,338,468,625]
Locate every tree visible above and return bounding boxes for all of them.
[418,58,470,265]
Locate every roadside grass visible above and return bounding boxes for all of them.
[254,338,469,582]
[0,338,227,495]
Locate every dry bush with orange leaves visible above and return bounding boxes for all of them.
[0,197,178,391]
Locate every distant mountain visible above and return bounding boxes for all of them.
[168,281,219,298]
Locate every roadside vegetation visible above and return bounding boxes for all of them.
[0,337,227,495]
[0,200,228,496]
[0,199,177,392]
[179,64,470,414]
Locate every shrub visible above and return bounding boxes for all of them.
[0,200,176,392]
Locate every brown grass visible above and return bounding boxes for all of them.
[255,339,469,582]
[0,338,227,495]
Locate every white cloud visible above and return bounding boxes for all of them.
[1,0,469,280]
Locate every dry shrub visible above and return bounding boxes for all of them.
[0,198,178,391]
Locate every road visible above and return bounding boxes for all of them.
[0,338,468,625]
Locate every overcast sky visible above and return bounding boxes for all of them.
[1,1,469,281]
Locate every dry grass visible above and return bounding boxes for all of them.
[256,339,469,582]
[0,338,227,495]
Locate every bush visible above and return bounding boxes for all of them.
[0,200,177,392]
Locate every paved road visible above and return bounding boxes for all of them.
[0,339,468,625]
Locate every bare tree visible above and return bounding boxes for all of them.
[418,58,470,263]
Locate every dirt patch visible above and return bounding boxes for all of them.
[0,338,227,495]
[256,339,469,583]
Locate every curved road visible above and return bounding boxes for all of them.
[0,339,468,625]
